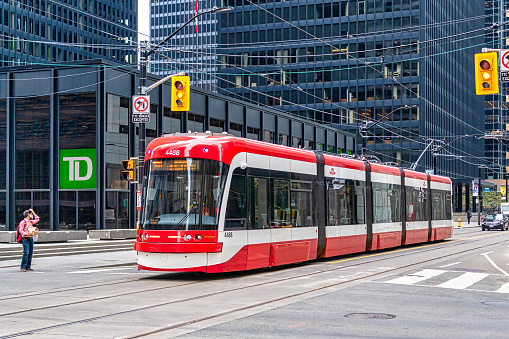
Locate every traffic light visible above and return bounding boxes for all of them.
[475,52,499,95]
[171,75,190,111]
[122,159,135,182]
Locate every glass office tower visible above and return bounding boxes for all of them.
[149,0,219,90]
[484,0,509,180]
[216,0,485,181]
[0,0,137,67]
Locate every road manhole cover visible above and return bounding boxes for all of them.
[344,313,396,320]
[483,301,509,308]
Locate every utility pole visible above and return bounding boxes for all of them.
[478,161,481,225]
[133,6,233,229]
[137,41,148,228]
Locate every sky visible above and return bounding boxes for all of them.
[138,0,150,43]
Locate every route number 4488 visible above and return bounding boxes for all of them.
[165,149,180,156]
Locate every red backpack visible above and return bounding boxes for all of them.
[15,221,25,244]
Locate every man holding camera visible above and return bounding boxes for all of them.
[18,208,40,272]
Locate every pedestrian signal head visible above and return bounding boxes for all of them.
[122,159,136,182]
[475,52,499,95]
[171,76,190,111]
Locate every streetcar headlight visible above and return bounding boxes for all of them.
[195,234,202,240]
[144,233,149,240]
[184,234,192,241]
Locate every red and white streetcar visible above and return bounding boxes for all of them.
[133,132,453,272]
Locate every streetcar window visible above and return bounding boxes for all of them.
[291,181,313,227]
[326,179,365,225]
[406,187,427,222]
[250,177,269,229]
[141,159,228,230]
[225,170,247,230]
[372,182,401,223]
[271,179,291,227]
[432,190,452,220]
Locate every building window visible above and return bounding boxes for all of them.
[106,94,129,134]
[163,107,181,134]
[229,122,242,137]
[209,118,225,133]
[262,130,273,143]
[247,126,259,140]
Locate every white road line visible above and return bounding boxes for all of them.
[439,262,461,268]
[482,252,509,277]
[496,282,509,293]
[67,267,132,274]
[436,272,489,289]
[385,269,445,285]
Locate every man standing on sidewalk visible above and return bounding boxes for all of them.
[18,208,40,272]
[467,210,472,224]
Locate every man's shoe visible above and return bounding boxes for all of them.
[20,269,26,272]
[26,268,33,271]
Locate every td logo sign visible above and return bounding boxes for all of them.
[60,149,96,189]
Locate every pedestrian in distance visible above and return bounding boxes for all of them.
[18,208,40,272]
[467,210,472,224]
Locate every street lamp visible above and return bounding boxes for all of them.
[135,6,233,228]
[359,105,417,159]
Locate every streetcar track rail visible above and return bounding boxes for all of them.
[0,233,507,338]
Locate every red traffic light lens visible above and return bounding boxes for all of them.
[480,60,490,70]
[175,81,184,90]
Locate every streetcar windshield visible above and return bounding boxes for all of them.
[141,158,229,230]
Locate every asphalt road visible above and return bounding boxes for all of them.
[1,227,509,339]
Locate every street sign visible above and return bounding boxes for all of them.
[500,50,509,82]
[425,169,434,175]
[132,95,150,123]
[472,180,479,197]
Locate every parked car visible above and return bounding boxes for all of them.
[482,214,509,231]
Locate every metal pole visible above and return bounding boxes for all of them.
[478,161,481,226]
[138,41,148,228]
[505,174,509,202]
[433,153,437,175]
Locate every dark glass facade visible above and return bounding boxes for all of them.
[149,0,218,90]
[0,60,354,231]
[215,0,485,182]
[484,1,508,180]
[0,0,137,67]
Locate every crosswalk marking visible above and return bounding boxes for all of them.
[496,282,509,293]
[385,269,445,285]
[381,269,509,293]
[436,272,489,289]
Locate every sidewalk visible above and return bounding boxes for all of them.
[0,238,134,262]
[454,221,480,228]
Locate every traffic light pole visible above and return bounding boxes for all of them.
[478,161,481,226]
[133,6,233,229]
[137,42,148,228]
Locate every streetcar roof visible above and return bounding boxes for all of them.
[145,133,451,184]
[145,133,317,166]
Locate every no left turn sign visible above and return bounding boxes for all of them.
[132,95,150,113]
